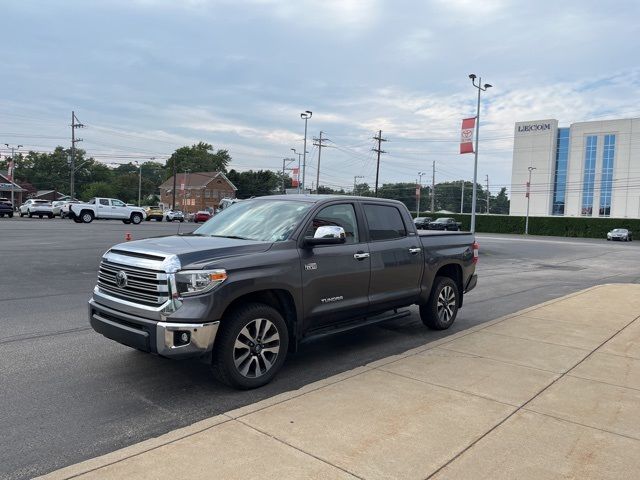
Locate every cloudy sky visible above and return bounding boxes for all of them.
[1,0,639,194]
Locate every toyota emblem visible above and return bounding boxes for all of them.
[115,270,128,288]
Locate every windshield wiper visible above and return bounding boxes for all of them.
[210,234,252,240]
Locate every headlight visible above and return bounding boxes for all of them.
[175,269,227,296]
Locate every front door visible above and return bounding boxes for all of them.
[300,202,370,330]
[110,199,128,219]
[362,203,423,313]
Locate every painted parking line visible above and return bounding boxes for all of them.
[476,235,626,247]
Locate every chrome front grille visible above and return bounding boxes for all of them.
[97,260,169,307]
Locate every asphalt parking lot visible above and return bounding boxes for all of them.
[1,217,639,480]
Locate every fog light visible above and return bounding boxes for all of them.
[174,331,190,346]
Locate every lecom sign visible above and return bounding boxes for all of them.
[517,123,552,133]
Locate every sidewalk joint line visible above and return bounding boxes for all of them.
[424,311,640,479]
[435,345,564,374]
[235,418,364,480]
[476,329,603,351]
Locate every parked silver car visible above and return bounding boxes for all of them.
[607,228,632,242]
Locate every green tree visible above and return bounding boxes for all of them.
[226,169,282,198]
[165,142,231,178]
[81,182,116,200]
[490,187,510,214]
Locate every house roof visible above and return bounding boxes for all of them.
[159,171,237,191]
[0,173,26,192]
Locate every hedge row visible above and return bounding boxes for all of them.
[411,212,640,239]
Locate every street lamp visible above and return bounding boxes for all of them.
[300,110,312,193]
[416,172,425,218]
[468,74,492,234]
[134,161,142,207]
[525,166,536,235]
[291,148,303,193]
[4,143,22,210]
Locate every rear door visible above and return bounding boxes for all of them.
[300,202,370,329]
[363,203,423,313]
[97,198,111,218]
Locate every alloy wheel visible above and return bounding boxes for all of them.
[436,285,456,323]
[233,318,280,378]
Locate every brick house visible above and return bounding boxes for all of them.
[159,171,237,213]
[0,172,26,206]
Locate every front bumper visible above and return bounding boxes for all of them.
[89,299,219,358]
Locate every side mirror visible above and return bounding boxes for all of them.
[304,225,346,246]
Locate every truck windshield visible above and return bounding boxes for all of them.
[194,199,312,242]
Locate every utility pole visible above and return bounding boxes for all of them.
[460,181,465,214]
[171,157,177,210]
[372,130,387,196]
[353,175,364,195]
[525,166,536,235]
[3,143,21,209]
[416,171,425,217]
[485,174,490,214]
[300,111,312,193]
[281,157,295,193]
[70,111,85,200]
[291,148,304,193]
[468,74,492,233]
[431,161,436,213]
[313,131,329,194]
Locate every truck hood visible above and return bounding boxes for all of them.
[108,234,273,269]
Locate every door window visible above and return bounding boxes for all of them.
[99,199,109,206]
[363,204,407,241]
[305,204,359,244]
[111,200,126,207]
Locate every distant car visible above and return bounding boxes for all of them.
[414,216,433,229]
[0,197,14,218]
[145,206,165,221]
[193,210,212,223]
[607,228,632,242]
[19,199,54,219]
[165,210,185,222]
[428,217,462,231]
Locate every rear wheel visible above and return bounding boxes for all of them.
[28,210,33,218]
[48,213,53,219]
[420,276,459,330]
[8,212,12,218]
[212,303,289,389]
[81,211,94,223]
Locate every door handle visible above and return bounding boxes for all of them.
[409,247,421,254]
[353,252,370,260]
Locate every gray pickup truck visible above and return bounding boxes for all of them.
[89,195,478,389]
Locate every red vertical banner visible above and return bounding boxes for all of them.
[292,168,300,187]
[460,117,476,154]
[525,181,530,198]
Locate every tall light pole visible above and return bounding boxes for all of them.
[4,143,21,209]
[525,166,536,235]
[282,157,295,193]
[468,74,492,233]
[134,161,142,207]
[300,110,312,193]
[353,175,364,195]
[416,171,425,217]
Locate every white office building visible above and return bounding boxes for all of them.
[510,117,640,218]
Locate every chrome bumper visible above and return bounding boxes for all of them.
[89,299,219,359]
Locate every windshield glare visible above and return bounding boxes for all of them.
[194,199,311,242]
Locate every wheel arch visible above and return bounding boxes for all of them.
[433,263,464,307]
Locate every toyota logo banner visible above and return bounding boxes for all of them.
[460,117,476,154]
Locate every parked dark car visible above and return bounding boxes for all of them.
[193,210,212,223]
[413,217,433,229]
[428,217,462,231]
[89,195,478,389]
[0,197,14,218]
[607,228,632,242]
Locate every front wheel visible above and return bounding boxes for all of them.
[130,213,143,225]
[420,276,459,330]
[212,303,289,389]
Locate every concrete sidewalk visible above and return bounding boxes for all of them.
[38,284,640,480]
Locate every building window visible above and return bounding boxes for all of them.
[599,134,615,216]
[205,189,210,198]
[581,135,597,216]
[552,128,570,215]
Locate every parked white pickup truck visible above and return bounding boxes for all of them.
[68,198,147,224]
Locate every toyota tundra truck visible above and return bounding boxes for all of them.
[89,195,478,389]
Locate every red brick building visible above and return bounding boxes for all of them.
[159,172,237,213]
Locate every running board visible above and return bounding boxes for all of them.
[301,309,411,344]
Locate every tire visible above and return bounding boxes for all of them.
[122,219,131,224]
[19,211,24,217]
[212,303,289,389]
[48,213,53,219]
[420,276,460,330]
[81,211,94,223]
[131,213,143,224]
[607,238,611,241]
[73,217,83,223]
[28,210,33,218]
[0,213,3,218]
[179,219,184,223]
[8,212,12,218]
